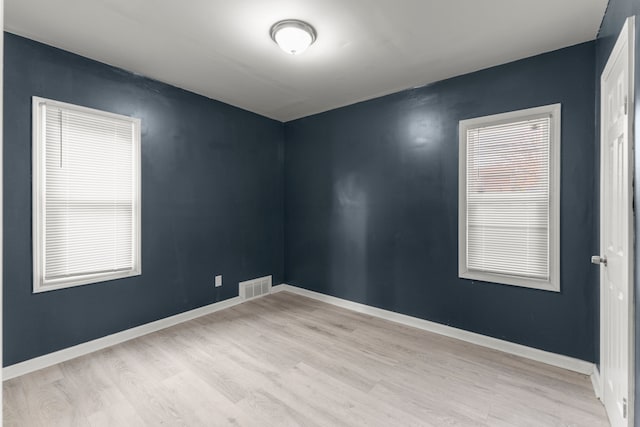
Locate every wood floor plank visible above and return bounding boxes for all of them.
[3,292,609,426]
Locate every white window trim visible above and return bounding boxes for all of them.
[458,104,561,292]
[32,97,142,293]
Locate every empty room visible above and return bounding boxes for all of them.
[1,0,638,426]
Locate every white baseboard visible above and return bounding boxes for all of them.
[272,284,596,376]
[3,296,243,381]
[4,283,597,385]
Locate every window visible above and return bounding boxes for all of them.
[458,104,560,292]
[33,97,141,293]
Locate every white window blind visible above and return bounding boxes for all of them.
[33,97,141,292]
[459,104,560,291]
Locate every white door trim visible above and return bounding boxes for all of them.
[1,0,5,421]
[599,15,635,427]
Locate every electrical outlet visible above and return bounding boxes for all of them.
[215,275,222,287]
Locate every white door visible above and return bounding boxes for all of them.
[597,15,635,427]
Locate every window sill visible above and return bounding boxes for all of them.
[33,268,141,293]
[459,269,559,292]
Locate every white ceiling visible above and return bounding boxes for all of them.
[6,0,608,122]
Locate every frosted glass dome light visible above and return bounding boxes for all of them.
[270,20,317,55]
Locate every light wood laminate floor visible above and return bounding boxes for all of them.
[4,291,608,426]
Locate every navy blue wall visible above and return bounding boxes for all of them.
[596,0,640,423]
[3,33,285,366]
[3,31,600,368]
[284,42,597,361]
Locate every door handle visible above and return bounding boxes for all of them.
[591,255,607,266]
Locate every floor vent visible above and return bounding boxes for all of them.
[239,275,272,301]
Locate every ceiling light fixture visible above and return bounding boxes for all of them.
[270,19,317,55]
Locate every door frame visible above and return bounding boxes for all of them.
[599,15,635,427]
[1,0,4,421]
